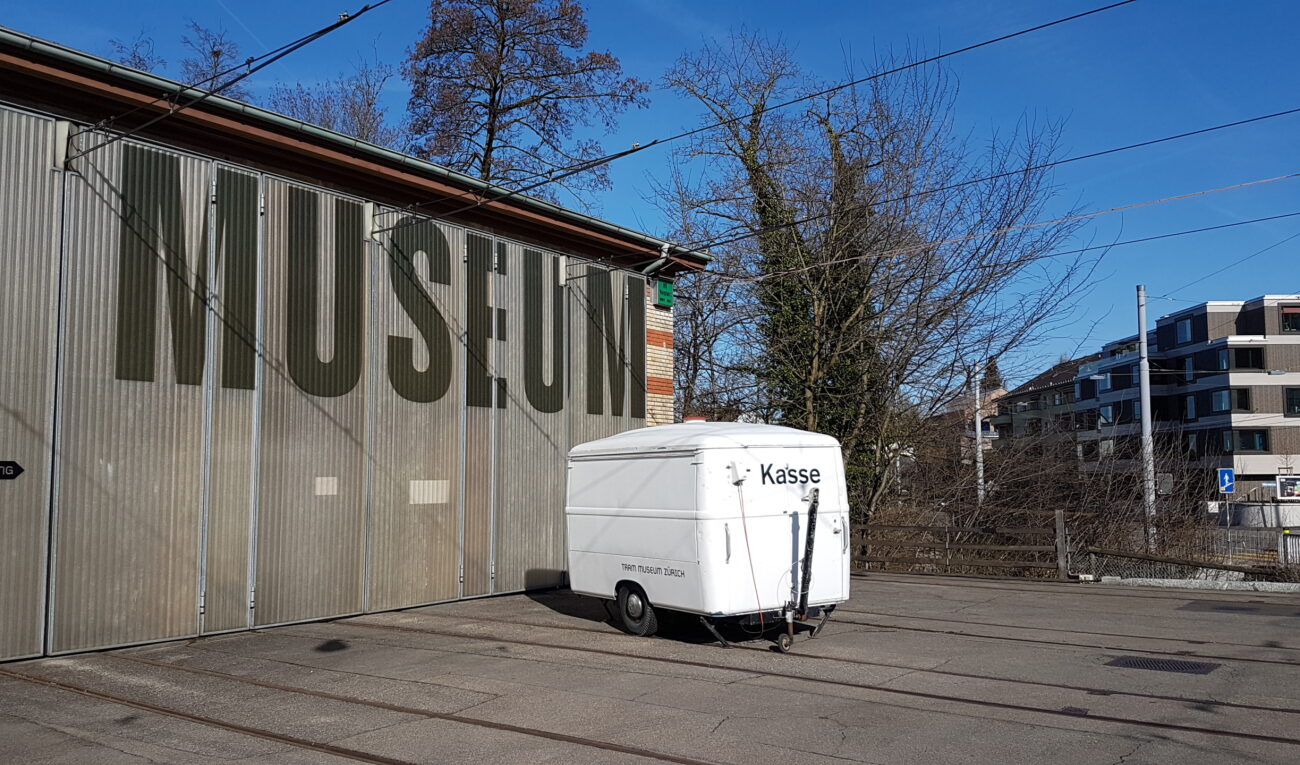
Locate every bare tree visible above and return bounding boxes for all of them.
[267,58,407,149]
[403,0,649,200]
[662,33,1095,518]
[180,22,251,101]
[108,31,166,73]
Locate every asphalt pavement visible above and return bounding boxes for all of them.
[3,572,1299,764]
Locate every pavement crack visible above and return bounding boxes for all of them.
[1114,738,1147,765]
[449,693,504,715]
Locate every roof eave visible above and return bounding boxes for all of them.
[0,25,710,275]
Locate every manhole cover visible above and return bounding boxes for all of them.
[1105,655,1219,674]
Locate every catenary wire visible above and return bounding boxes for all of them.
[675,107,1300,253]
[671,211,1300,297]
[68,0,396,160]
[697,173,1300,281]
[374,103,1300,242]
[373,0,1141,234]
[1157,229,1300,299]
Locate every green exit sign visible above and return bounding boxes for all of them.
[655,280,674,308]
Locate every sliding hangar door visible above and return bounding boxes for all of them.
[0,103,648,660]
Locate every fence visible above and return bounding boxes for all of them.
[851,524,1065,578]
[1074,547,1275,581]
[853,522,1297,581]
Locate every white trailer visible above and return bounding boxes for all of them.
[565,422,851,651]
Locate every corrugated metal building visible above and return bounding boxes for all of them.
[0,28,704,661]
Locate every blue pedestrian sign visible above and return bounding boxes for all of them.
[1218,468,1235,494]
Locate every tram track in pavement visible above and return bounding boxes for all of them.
[833,607,1300,652]
[0,658,715,765]
[827,613,1300,667]
[343,608,1300,717]
[0,665,415,765]
[850,571,1300,604]
[328,615,1300,747]
[399,596,1300,668]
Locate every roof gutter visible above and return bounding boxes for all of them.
[0,25,711,268]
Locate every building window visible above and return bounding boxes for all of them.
[1183,356,1195,382]
[1098,372,1112,392]
[1286,388,1300,417]
[1099,438,1115,457]
[1052,392,1065,406]
[1132,399,1142,421]
[1218,347,1265,371]
[1176,317,1193,345]
[1282,306,1300,333]
[1099,403,1116,427]
[1234,347,1264,369]
[1211,388,1251,413]
[1185,432,1199,458]
[1184,394,1196,420]
[1223,429,1269,452]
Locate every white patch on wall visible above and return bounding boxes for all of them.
[410,479,450,505]
[315,476,339,496]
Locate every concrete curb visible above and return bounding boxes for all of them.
[1099,577,1300,592]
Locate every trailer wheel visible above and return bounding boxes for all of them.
[776,632,793,653]
[617,584,658,637]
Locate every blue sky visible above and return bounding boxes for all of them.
[7,0,1298,380]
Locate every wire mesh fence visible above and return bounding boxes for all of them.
[1074,549,1267,582]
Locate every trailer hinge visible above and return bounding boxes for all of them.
[490,562,496,581]
[248,587,256,611]
[198,591,206,616]
[209,178,218,205]
[458,564,465,584]
[259,193,266,217]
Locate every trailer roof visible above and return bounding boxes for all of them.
[569,422,840,456]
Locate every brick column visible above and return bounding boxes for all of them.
[645,283,675,426]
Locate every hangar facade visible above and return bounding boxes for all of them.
[0,27,703,661]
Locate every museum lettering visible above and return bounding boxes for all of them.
[112,144,643,416]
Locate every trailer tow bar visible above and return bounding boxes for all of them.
[776,489,821,654]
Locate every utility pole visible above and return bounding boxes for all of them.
[1137,285,1157,553]
[973,361,986,508]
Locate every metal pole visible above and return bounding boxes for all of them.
[1054,504,1068,580]
[974,362,985,508]
[1137,285,1157,553]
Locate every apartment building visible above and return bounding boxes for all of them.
[989,353,1101,443]
[1070,295,1300,500]
[990,295,1300,506]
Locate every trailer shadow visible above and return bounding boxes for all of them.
[522,583,790,648]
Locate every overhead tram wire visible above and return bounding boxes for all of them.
[373,100,1300,247]
[67,0,396,160]
[372,0,1141,234]
[693,172,1300,281]
[1156,229,1300,299]
[669,211,1300,303]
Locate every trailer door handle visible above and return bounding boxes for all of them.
[725,523,731,563]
